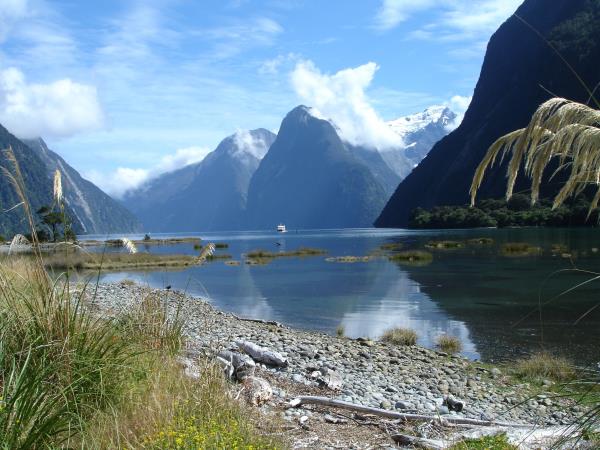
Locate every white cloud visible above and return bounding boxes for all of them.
[202,17,283,59]
[290,60,404,150]
[374,0,437,31]
[0,67,104,139]
[86,167,151,199]
[445,94,472,130]
[86,145,211,198]
[159,146,212,172]
[258,52,299,75]
[375,0,522,37]
[0,0,28,42]
[233,130,270,159]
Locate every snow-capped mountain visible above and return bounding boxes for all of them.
[382,106,457,178]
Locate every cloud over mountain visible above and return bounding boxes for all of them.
[291,60,405,150]
[0,67,104,139]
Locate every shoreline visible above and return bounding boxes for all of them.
[87,281,584,431]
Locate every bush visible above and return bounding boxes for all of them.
[513,353,576,382]
[336,325,345,337]
[436,335,462,354]
[381,327,417,346]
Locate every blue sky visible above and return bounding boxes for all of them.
[0,0,523,196]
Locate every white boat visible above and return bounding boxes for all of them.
[277,224,287,233]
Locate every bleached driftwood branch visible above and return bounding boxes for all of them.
[236,340,288,367]
[289,396,529,428]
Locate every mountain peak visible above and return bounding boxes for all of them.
[387,106,456,137]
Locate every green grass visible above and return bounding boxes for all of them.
[388,250,433,266]
[85,237,201,247]
[500,242,541,257]
[381,327,417,346]
[205,253,232,261]
[425,240,464,249]
[246,247,326,259]
[43,252,199,270]
[450,433,516,449]
[379,242,403,251]
[436,335,462,354]
[512,352,576,382]
[0,258,283,448]
[336,325,345,337]
[467,237,494,245]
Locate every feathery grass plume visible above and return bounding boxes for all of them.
[197,243,215,263]
[53,169,63,204]
[8,233,30,255]
[470,98,600,217]
[121,238,137,254]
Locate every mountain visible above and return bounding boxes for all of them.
[24,139,142,234]
[245,106,390,229]
[376,0,600,228]
[0,124,60,237]
[383,106,456,178]
[124,129,276,232]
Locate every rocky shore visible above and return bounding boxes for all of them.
[87,282,591,448]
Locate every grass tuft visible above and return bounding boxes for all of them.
[450,433,516,449]
[513,352,576,382]
[436,335,462,354]
[336,325,345,337]
[381,327,417,346]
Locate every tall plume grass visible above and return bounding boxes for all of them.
[121,237,138,254]
[470,98,600,217]
[0,146,277,447]
[53,169,62,204]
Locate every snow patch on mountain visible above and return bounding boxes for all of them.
[387,105,453,138]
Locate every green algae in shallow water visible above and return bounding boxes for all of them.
[325,256,372,263]
[467,237,494,245]
[388,250,433,266]
[425,240,464,250]
[245,247,326,259]
[500,242,542,257]
[379,242,403,251]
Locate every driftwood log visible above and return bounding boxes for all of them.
[289,396,529,428]
[230,314,282,327]
[391,434,445,450]
[218,350,256,381]
[236,340,288,367]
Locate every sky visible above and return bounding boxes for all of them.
[0,0,524,197]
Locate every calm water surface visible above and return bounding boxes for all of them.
[82,228,600,363]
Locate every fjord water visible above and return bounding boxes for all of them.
[89,228,600,363]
